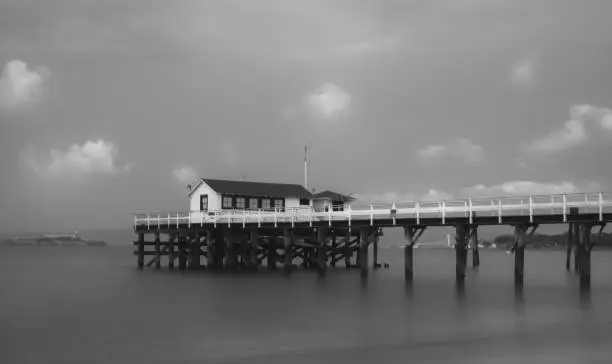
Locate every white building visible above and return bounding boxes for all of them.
[187,178,314,213]
[312,190,356,212]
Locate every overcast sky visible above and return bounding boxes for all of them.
[1,0,612,233]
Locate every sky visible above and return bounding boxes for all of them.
[1,0,612,233]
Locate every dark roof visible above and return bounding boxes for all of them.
[313,190,355,202]
[197,179,313,198]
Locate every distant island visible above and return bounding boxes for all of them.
[0,232,106,247]
[484,232,612,250]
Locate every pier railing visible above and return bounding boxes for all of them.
[134,192,612,229]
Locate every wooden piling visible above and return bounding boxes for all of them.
[317,227,328,276]
[178,234,187,270]
[514,225,527,287]
[404,227,415,281]
[137,233,145,269]
[579,223,593,288]
[267,237,278,270]
[344,230,352,268]
[372,233,379,269]
[190,233,200,270]
[250,229,259,271]
[213,229,225,270]
[471,226,480,267]
[226,232,238,270]
[154,232,161,269]
[330,230,337,267]
[168,234,175,269]
[455,225,468,282]
[284,228,294,275]
[206,229,214,269]
[567,207,579,271]
[359,228,369,279]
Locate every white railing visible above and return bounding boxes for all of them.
[134,192,612,228]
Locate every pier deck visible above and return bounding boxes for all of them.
[133,192,612,290]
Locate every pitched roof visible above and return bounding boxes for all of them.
[313,190,355,202]
[190,178,313,198]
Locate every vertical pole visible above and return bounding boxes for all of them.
[250,229,259,271]
[205,229,213,269]
[190,233,200,270]
[154,232,161,269]
[317,227,328,276]
[404,227,415,281]
[284,228,293,275]
[168,234,175,269]
[455,224,468,282]
[137,232,145,269]
[514,225,527,288]
[213,228,225,270]
[571,208,581,272]
[359,227,369,279]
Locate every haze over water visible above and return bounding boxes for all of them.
[2,238,612,364]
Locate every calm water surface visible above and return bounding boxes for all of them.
[1,245,612,363]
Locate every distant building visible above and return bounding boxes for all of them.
[312,190,356,212]
[187,178,313,212]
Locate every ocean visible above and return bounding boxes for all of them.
[2,231,612,363]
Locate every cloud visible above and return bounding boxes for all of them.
[528,104,612,154]
[417,138,484,164]
[0,60,49,111]
[23,139,129,180]
[460,180,602,198]
[305,82,351,121]
[172,165,199,185]
[509,57,536,86]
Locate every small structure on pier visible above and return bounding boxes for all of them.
[188,178,313,212]
[312,190,355,212]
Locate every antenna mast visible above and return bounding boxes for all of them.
[304,144,308,190]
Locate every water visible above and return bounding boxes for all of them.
[2,244,612,363]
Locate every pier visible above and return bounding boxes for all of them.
[134,191,612,289]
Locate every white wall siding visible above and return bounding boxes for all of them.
[189,182,221,211]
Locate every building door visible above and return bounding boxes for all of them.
[200,194,208,211]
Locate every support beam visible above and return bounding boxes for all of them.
[154,232,161,269]
[284,228,294,275]
[514,225,528,288]
[250,230,259,271]
[317,227,329,276]
[455,225,468,282]
[137,232,145,269]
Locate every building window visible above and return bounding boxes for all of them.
[274,198,285,211]
[236,197,246,209]
[222,195,233,209]
[199,194,208,211]
[299,198,310,206]
[249,198,258,210]
[261,198,271,210]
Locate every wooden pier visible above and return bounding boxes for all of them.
[134,192,612,289]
